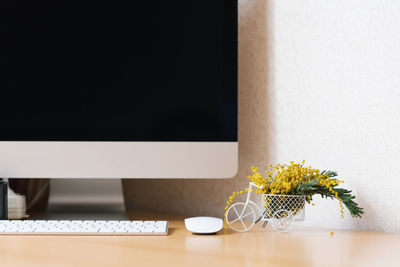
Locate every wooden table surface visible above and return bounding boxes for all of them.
[0,212,399,267]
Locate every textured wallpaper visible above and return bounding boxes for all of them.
[124,0,400,233]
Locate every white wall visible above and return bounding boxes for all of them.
[125,0,400,233]
[270,0,400,232]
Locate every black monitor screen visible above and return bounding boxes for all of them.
[0,0,237,141]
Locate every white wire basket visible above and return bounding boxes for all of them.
[261,194,306,222]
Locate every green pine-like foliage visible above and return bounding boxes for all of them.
[292,171,363,218]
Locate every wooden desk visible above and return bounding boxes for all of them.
[0,212,399,267]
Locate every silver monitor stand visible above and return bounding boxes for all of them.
[42,179,128,220]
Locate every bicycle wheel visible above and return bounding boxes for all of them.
[226,203,256,232]
[271,209,293,232]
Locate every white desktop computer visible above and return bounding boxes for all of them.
[0,0,237,235]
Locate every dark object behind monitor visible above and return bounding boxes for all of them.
[0,181,7,220]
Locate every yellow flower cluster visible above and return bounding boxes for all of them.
[263,161,341,195]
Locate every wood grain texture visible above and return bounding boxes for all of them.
[0,212,399,267]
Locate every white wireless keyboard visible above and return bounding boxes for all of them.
[0,220,168,235]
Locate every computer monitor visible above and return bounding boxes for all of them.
[0,0,237,179]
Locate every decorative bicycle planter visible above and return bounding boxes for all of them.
[225,161,364,233]
[225,183,306,232]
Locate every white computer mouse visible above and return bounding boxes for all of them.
[184,216,223,234]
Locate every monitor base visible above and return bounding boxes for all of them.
[37,179,128,220]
